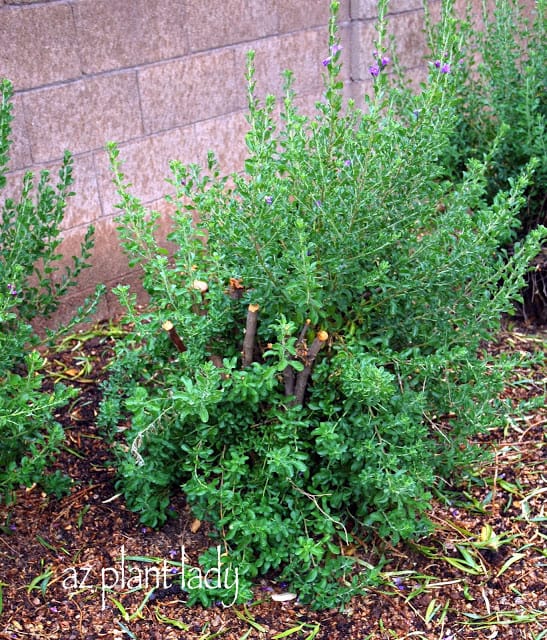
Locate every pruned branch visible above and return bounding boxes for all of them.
[283,364,295,397]
[162,320,186,352]
[292,330,328,406]
[227,277,245,300]
[284,319,311,397]
[192,279,209,316]
[242,303,260,367]
[297,318,311,347]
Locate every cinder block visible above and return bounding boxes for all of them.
[59,215,129,292]
[94,124,201,217]
[6,93,32,170]
[22,72,143,164]
[186,0,278,53]
[0,3,80,91]
[338,0,352,22]
[73,0,189,74]
[2,153,101,232]
[236,29,329,102]
[391,10,429,70]
[60,154,102,230]
[275,0,332,31]
[349,20,378,82]
[5,1,52,4]
[193,111,249,175]
[138,49,245,134]
[350,0,377,20]
[351,9,428,79]
[351,0,423,20]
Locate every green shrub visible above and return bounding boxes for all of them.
[422,0,546,318]
[100,1,545,608]
[0,78,99,503]
[427,0,546,232]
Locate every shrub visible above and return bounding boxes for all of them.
[100,1,545,608]
[423,0,546,317]
[0,78,100,503]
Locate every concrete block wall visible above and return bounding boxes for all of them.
[1,0,441,326]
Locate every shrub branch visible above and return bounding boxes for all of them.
[293,330,328,406]
[242,303,260,367]
[162,320,186,353]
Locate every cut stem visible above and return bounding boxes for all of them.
[283,364,295,397]
[192,279,209,316]
[293,330,328,406]
[284,319,311,397]
[162,320,186,353]
[297,318,311,347]
[242,303,260,367]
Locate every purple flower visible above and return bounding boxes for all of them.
[330,44,343,55]
[265,195,273,205]
[344,159,352,167]
[7,283,17,296]
[314,200,322,208]
[441,63,451,73]
[322,57,331,67]
[380,56,390,67]
[434,60,442,68]
[369,65,380,77]
[393,577,405,590]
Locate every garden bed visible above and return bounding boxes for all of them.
[1,320,545,640]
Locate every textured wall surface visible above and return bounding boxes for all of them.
[1,0,438,324]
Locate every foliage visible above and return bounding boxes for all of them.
[99,1,546,609]
[424,0,546,233]
[0,78,99,503]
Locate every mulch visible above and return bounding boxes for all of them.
[0,320,545,640]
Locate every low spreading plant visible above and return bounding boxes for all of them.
[99,1,545,608]
[0,78,100,502]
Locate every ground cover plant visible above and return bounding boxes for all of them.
[0,78,100,504]
[98,0,546,610]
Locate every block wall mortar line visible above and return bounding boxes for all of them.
[67,0,85,79]
[134,69,146,151]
